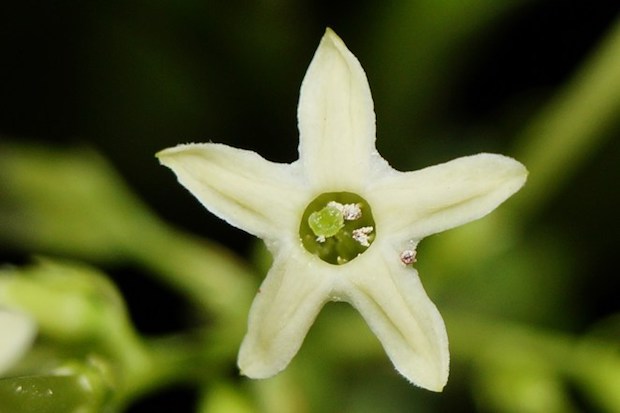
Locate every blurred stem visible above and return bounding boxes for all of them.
[445,312,571,365]
[309,308,619,411]
[95,294,239,410]
[420,16,620,290]
[572,341,620,413]
[513,16,620,216]
[446,311,620,412]
[112,332,213,410]
[124,219,256,339]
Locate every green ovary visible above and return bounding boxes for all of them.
[299,192,376,265]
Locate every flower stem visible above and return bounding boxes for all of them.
[125,221,256,332]
[513,16,620,217]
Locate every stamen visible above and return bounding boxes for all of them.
[327,201,362,220]
[400,249,417,265]
[352,226,374,247]
[327,201,343,211]
[342,203,362,220]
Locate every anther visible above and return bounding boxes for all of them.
[400,249,417,265]
[352,226,374,247]
[327,201,362,221]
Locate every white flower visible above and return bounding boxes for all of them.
[157,28,527,391]
[0,309,36,375]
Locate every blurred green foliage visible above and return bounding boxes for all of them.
[1,1,619,412]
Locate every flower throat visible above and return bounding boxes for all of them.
[299,192,376,265]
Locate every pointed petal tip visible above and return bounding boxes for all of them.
[458,152,529,198]
[500,152,528,176]
[494,153,529,193]
[155,149,170,164]
[155,148,170,160]
[399,361,449,392]
[237,353,283,380]
[322,27,341,44]
[393,335,450,392]
[156,144,219,173]
[318,27,350,60]
[237,361,263,380]
[155,143,197,163]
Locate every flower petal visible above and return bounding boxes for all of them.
[342,247,449,391]
[157,143,306,239]
[369,153,527,240]
[0,310,36,375]
[297,28,377,190]
[238,248,334,378]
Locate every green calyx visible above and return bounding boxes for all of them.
[299,192,376,265]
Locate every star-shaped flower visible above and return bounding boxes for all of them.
[157,28,527,391]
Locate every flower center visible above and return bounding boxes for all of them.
[299,192,376,265]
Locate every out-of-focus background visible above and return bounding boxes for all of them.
[1,1,619,412]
